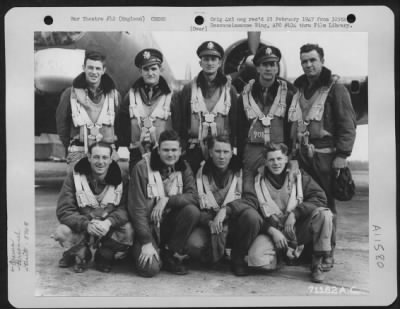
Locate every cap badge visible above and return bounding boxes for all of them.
[143,51,151,59]
[207,42,214,49]
[266,48,272,55]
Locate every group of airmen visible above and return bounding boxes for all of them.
[52,39,356,283]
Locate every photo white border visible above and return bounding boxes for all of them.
[5,6,397,307]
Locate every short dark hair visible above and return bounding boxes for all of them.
[300,44,324,60]
[158,130,181,147]
[264,142,288,157]
[88,142,113,156]
[206,134,232,150]
[84,50,106,66]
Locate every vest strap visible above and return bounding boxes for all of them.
[289,77,338,158]
[254,171,302,218]
[190,76,232,153]
[70,88,116,152]
[255,174,283,218]
[243,79,287,121]
[70,88,115,127]
[144,153,165,199]
[243,80,287,145]
[73,171,122,208]
[144,153,183,199]
[287,171,303,212]
[197,162,242,211]
[129,88,172,145]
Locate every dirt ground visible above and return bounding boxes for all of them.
[34,161,369,298]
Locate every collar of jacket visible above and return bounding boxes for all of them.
[131,76,171,94]
[149,147,187,172]
[258,164,289,189]
[74,157,122,186]
[197,69,228,88]
[294,66,332,89]
[202,154,242,175]
[252,77,281,98]
[72,72,116,94]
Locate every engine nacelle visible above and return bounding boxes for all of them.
[35,48,85,94]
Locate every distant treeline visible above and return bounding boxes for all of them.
[349,160,369,171]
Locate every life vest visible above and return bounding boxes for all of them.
[189,76,232,155]
[70,88,118,152]
[242,79,287,145]
[143,153,183,199]
[73,171,123,208]
[129,88,172,148]
[196,161,242,211]
[254,170,303,218]
[288,76,338,149]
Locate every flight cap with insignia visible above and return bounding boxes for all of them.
[253,45,281,66]
[197,41,224,58]
[135,48,163,68]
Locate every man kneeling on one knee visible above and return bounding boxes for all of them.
[229,142,333,282]
[53,142,133,273]
[186,134,242,264]
[128,130,200,277]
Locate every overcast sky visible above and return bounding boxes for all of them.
[153,31,368,161]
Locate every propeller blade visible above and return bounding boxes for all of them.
[247,32,261,54]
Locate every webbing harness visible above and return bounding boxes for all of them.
[143,153,183,199]
[254,170,303,218]
[242,79,287,145]
[196,161,242,211]
[70,88,118,153]
[72,171,122,208]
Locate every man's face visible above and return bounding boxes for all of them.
[200,56,221,75]
[265,150,288,175]
[88,146,112,177]
[257,61,279,83]
[300,50,324,79]
[209,141,233,171]
[158,140,181,167]
[83,59,106,86]
[140,64,161,86]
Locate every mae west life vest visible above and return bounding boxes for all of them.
[189,76,232,155]
[70,88,118,152]
[242,79,287,145]
[129,88,172,148]
[254,170,303,218]
[143,153,183,199]
[196,161,242,211]
[288,76,339,151]
[73,171,123,209]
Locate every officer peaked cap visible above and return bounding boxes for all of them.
[253,45,281,66]
[197,41,224,58]
[135,48,163,68]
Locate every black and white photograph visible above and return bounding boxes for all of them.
[6,6,396,308]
